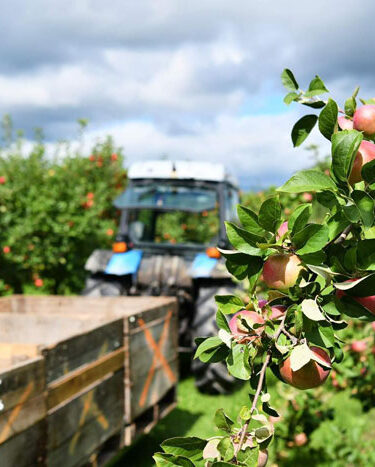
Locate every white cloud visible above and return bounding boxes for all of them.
[0,0,374,186]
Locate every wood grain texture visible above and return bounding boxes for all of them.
[47,370,123,467]
[0,419,46,466]
[47,347,124,410]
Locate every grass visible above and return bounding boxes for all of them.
[109,376,250,467]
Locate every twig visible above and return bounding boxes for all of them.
[334,225,352,245]
[234,313,288,459]
[282,328,298,345]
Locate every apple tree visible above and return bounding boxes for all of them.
[154,69,375,466]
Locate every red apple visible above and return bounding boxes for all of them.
[229,310,265,343]
[257,450,268,467]
[86,192,95,199]
[350,340,367,353]
[263,254,302,291]
[259,300,286,320]
[338,116,354,130]
[0,176,6,184]
[353,105,375,136]
[336,281,375,315]
[279,346,331,390]
[34,278,43,288]
[294,433,308,447]
[111,153,118,161]
[276,221,288,240]
[349,140,375,185]
[89,154,95,161]
[2,246,10,254]
[302,192,313,202]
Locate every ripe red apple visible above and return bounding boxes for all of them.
[2,246,10,254]
[350,340,367,353]
[86,192,95,199]
[279,346,331,390]
[349,140,375,185]
[336,281,375,315]
[229,310,265,343]
[302,192,313,202]
[338,116,354,130]
[294,433,308,447]
[34,278,43,288]
[0,176,6,184]
[353,105,375,136]
[257,450,268,467]
[111,153,118,161]
[276,221,288,240]
[89,154,95,161]
[263,254,302,291]
[259,300,286,320]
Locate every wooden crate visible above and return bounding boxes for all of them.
[0,356,46,466]
[0,295,178,466]
[0,295,179,421]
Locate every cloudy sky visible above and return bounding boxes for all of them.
[1,0,375,189]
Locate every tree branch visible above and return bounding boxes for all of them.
[334,225,352,245]
[234,313,288,459]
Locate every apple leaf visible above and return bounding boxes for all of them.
[331,130,363,183]
[318,98,338,140]
[290,343,312,371]
[291,115,318,147]
[281,69,299,91]
[277,169,338,193]
[301,299,326,321]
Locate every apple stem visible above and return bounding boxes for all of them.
[282,328,298,345]
[234,313,288,460]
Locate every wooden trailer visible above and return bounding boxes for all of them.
[0,295,178,466]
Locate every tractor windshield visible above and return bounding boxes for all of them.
[115,182,220,246]
[114,183,217,212]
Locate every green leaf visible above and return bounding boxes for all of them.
[362,159,375,184]
[301,299,326,321]
[236,446,259,466]
[214,409,234,433]
[237,205,266,236]
[284,91,299,105]
[352,190,374,227]
[216,310,231,333]
[302,100,326,109]
[277,169,338,193]
[327,212,350,241]
[305,75,329,97]
[293,224,329,254]
[153,452,195,467]
[161,438,206,462]
[215,294,244,314]
[290,343,312,371]
[335,273,375,297]
[226,344,252,380]
[345,96,356,117]
[343,203,360,223]
[291,115,318,147]
[288,204,312,234]
[357,239,375,270]
[281,69,299,91]
[225,222,264,256]
[336,295,375,321]
[258,196,281,232]
[221,251,263,281]
[318,98,338,140]
[331,130,363,183]
[217,438,234,462]
[194,336,223,360]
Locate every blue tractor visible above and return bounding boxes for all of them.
[83,160,240,393]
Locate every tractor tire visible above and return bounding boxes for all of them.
[82,275,124,297]
[191,285,238,394]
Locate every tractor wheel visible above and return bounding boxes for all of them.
[82,275,124,297]
[191,285,238,394]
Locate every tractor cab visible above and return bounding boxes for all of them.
[83,160,240,393]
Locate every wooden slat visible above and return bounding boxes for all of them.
[0,419,45,467]
[47,347,124,410]
[0,357,45,413]
[0,393,46,444]
[43,318,123,383]
[47,371,123,467]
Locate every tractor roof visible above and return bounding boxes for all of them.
[128,160,238,186]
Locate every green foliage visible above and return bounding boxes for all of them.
[0,118,126,294]
[156,69,375,465]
